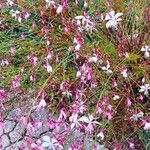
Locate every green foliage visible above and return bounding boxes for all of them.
[138,129,150,150]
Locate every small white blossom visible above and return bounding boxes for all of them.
[141,45,150,58]
[7,0,14,6]
[121,68,128,78]
[113,95,120,100]
[46,65,53,73]
[130,112,144,121]
[105,10,123,29]
[56,5,63,15]
[79,114,100,134]
[83,0,88,8]
[88,54,98,63]
[10,9,22,23]
[75,15,96,32]
[69,113,81,129]
[139,84,150,96]
[101,61,113,74]
[143,122,150,130]
[41,135,63,150]
[45,0,56,8]
[97,131,104,140]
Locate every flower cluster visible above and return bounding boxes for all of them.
[0,0,150,149]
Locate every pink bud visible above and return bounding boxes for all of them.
[10,47,16,56]
[126,97,131,107]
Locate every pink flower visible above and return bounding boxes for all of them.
[96,97,113,120]
[1,58,9,66]
[27,53,38,66]
[73,33,84,51]
[69,140,83,150]
[31,143,44,150]
[79,114,100,134]
[71,100,86,114]
[76,63,94,82]
[47,51,52,59]
[120,67,128,78]
[143,122,150,130]
[58,108,67,121]
[0,89,7,100]
[23,12,30,19]
[11,75,21,89]
[10,47,16,56]
[126,97,132,107]
[44,58,52,73]
[112,78,117,87]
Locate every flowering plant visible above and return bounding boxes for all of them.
[0,0,150,149]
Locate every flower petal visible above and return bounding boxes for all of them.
[42,135,50,142]
[41,142,50,148]
[79,116,89,123]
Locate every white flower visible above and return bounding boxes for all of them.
[113,95,120,100]
[79,114,100,134]
[101,61,113,74]
[141,45,150,58]
[38,99,47,108]
[143,122,150,130]
[76,70,81,78]
[10,9,20,18]
[83,1,88,8]
[88,54,98,63]
[121,68,128,78]
[97,131,104,140]
[130,112,144,121]
[75,15,96,32]
[10,9,22,23]
[41,135,63,150]
[24,12,30,19]
[69,113,81,129]
[47,65,53,73]
[79,115,100,124]
[105,11,123,29]
[139,84,150,96]
[56,5,63,15]
[45,0,56,8]
[7,0,14,6]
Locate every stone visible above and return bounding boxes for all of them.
[1,135,10,148]
[4,120,16,133]
[9,122,25,143]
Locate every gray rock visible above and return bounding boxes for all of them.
[4,120,16,133]
[1,135,10,148]
[9,122,25,143]
[5,141,23,150]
